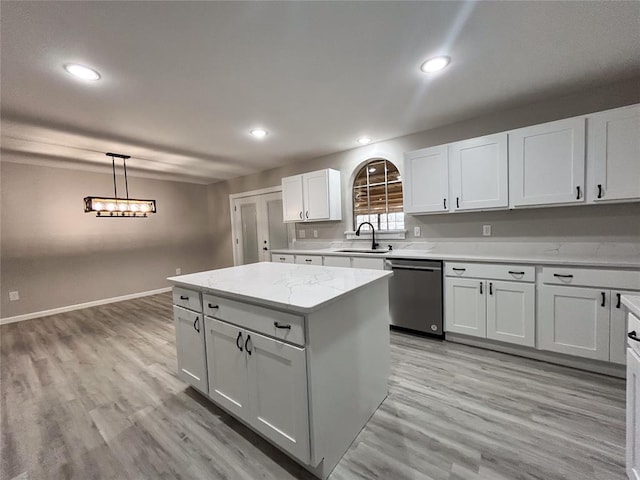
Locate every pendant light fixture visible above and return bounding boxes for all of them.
[84,152,157,217]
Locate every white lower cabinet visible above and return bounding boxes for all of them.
[445,278,487,337]
[272,253,295,264]
[295,255,322,266]
[538,286,610,361]
[627,347,640,480]
[173,305,208,393]
[610,291,630,365]
[445,267,535,347]
[486,281,535,347]
[204,316,310,464]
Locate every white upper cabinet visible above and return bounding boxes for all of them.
[282,169,341,222]
[508,117,586,208]
[587,104,640,203]
[450,133,509,211]
[403,145,449,214]
[282,175,305,222]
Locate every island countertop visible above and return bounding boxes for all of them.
[622,294,640,318]
[167,262,392,314]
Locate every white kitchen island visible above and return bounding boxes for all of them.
[167,262,392,479]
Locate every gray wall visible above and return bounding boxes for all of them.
[1,162,215,318]
[210,77,640,267]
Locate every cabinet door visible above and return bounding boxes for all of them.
[245,331,310,464]
[445,278,486,337]
[173,306,208,393]
[538,286,610,361]
[403,145,449,213]
[282,175,304,222]
[486,281,535,347]
[450,133,508,211]
[204,318,249,419]
[323,255,351,268]
[588,104,640,203]
[509,117,586,207]
[627,348,640,480]
[609,291,630,364]
[303,170,330,220]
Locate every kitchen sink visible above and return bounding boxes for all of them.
[335,249,389,254]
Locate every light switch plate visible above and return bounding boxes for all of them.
[9,291,19,301]
[175,268,182,275]
[414,226,421,237]
[299,229,306,238]
[483,225,492,236]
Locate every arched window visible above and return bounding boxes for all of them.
[353,159,404,231]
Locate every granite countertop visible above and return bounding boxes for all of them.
[167,262,392,314]
[270,247,640,269]
[622,295,640,318]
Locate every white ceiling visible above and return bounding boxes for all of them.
[2,1,639,184]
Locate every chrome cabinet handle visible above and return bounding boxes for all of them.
[236,331,243,351]
[274,322,291,330]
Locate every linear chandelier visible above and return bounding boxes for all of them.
[84,152,157,218]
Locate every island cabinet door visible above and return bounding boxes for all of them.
[173,306,208,393]
[205,318,249,419]
[246,331,310,464]
[628,348,640,480]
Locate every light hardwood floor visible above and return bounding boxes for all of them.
[1,293,626,480]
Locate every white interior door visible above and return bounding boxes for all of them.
[232,192,288,265]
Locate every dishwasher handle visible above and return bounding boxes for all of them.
[386,261,441,272]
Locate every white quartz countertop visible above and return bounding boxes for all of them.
[270,247,640,268]
[622,295,640,318]
[167,262,392,314]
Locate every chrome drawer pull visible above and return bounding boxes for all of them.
[274,322,291,330]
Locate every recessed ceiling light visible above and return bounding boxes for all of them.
[63,63,101,81]
[420,56,451,73]
[250,128,268,139]
[357,137,372,145]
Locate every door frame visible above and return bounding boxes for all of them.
[229,186,286,266]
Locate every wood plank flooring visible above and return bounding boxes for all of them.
[1,293,626,480]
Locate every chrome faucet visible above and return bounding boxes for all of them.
[355,222,379,250]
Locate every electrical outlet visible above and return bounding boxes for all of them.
[313,230,318,238]
[414,226,421,237]
[299,229,306,238]
[175,268,182,275]
[483,224,492,236]
[9,291,19,301]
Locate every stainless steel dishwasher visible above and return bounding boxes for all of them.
[386,258,443,337]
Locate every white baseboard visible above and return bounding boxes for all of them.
[0,287,172,325]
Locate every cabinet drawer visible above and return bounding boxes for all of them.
[172,286,202,312]
[295,255,322,266]
[542,267,640,290]
[445,262,534,282]
[272,253,294,263]
[351,257,386,271]
[323,255,351,268]
[203,294,305,347]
